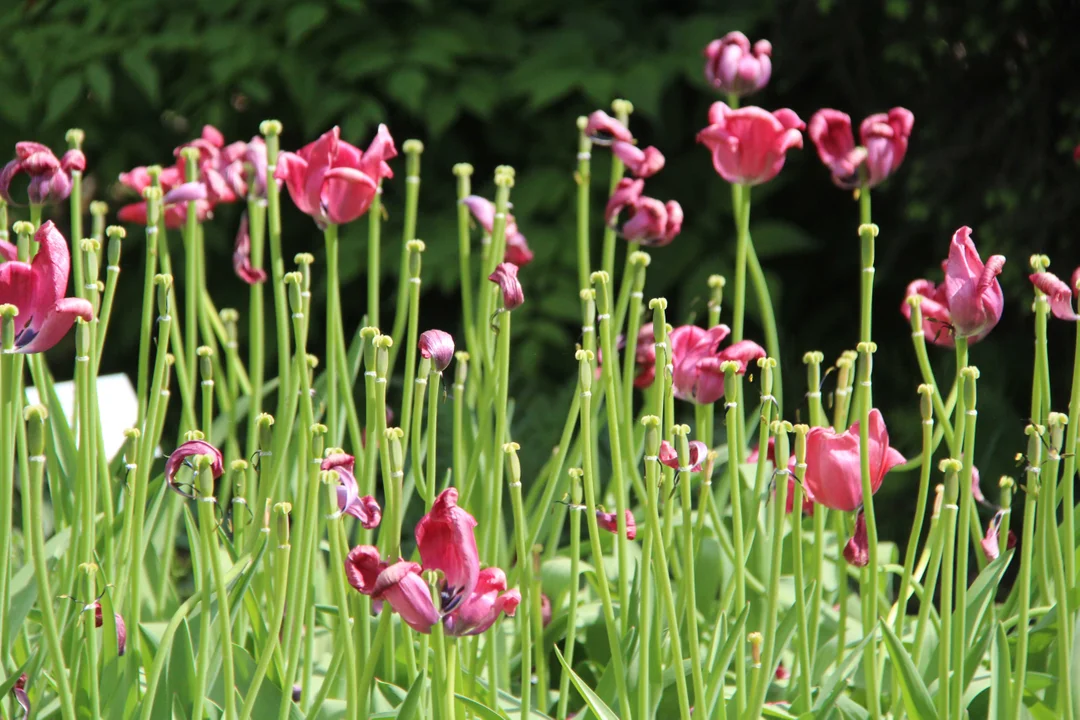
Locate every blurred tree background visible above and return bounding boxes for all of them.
[1,0,1079,550]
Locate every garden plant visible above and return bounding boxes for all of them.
[0,27,1076,720]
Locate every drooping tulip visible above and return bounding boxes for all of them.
[604,178,683,247]
[276,125,397,227]
[703,32,773,97]
[747,438,815,515]
[1030,270,1080,321]
[91,602,128,656]
[415,488,480,613]
[489,263,524,311]
[583,110,634,145]
[461,195,534,267]
[596,509,637,540]
[442,567,521,636]
[345,548,441,634]
[980,509,1016,562]
[611,141,666,179]
[658,439,708,472]
[322,453,381,529]
[232,214,267,285]
[419,329,455,372]
[12,674,29,720]
[808,108,914,189]
[164,439,224,498]
[902,227,1005,345]
[669,324,766,405]
[697,103,804,185]
[0,142,84,206]
[802,409,905,513]
[0,221,93,353]
[843,511,869,567]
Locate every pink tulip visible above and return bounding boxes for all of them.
[462,195,534,268]
[442,567,521,636]
[1030,271,1080,321]
[416,488,480,612]
[697,103,804,186]
[0,142,83,206]
[344,547,440,633]
[843,511,869,567]
[233,214,267,285]
[489,263,524,311]
[584,110,634,145]
[803,409,906,512]
[322,454,381,529]
[596,509,637,540]
[276,125,397,227]
[611,141,665,178]
[658,439,708,472]
[164,440,224,498]
[670,324,766,405]
[703,32,773,97]
[902,227,1005,345]
[0,222,93,354]
[604,178,683,247]
[808,108,913,188]
[747,438,815,515]
[419,329,455,372]
[92,603,128,656]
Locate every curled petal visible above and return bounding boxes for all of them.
[12,673,29,720]
[658,439,708,472]
[416,488,480,613]
[843,511,869,567]
[374,561,441,634]
[60,149,86,173]
[92,603,127,656]
[604,178,644,227]
[488,262,524,311]
[611,142,665,178]
[345,544,386,595]
[596,509,636,540]
[584,110,634,145]
[164,440,224,498]
[504,231,534,267]
[1030,271,1080,321]
[233,214,267,285]
[359,124,398,181]
[163,181,208,205]
[419,329,455,372]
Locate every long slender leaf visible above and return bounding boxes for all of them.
[881,620,938,720]
[396,670,426,720]
[455,694,512,720]
[989,622,1011,720]
[705,605,750,717]
[555,646,620,720]
[809,634,873,719]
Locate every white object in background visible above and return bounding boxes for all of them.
[26,372,140,459]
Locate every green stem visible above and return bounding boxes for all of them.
[557,471,582,720]
[507,448,532,720]
[454,166,479,365]
[952,365,976,720]
[912,489,944,669]
[182,150,201,404]
[1043,418,1073,717]
[399,242,424,463]
[856,343,881,720]
[324,223,342,442]
[263,125,293,454]
[600,102,629,281]
[245,198,267,455]
[326,484,360,720]
[388,141,423,371]
[1011,435,1040,719]
[485,306,512,567]
[367,180,384,330]
[575,120,592,293]
[674,433,705,718]
[744,239,782,413]
[938,462,960,720]
[197,458,237,720]
[136,193,161,426]
[790,443,813,712]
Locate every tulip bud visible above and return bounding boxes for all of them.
[961,367,979,416]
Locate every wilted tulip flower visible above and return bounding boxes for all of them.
[276,124,397,227]
[164,439,224,498]
[808,108,914,189]
[175,125,247,204]
[584,110,635,145]
[747,438,815,515]
[461,195,534,267]
[669,324,766,405]
[489,263,524,311]
[1030,270,1080,321]
[0,142,84,206]
[802,409,905,513]
[322,454,381,529]
[232,214,267,285]
[697,103,804,186]
[0,221,93,353]
[659,439,708,472]
[345,547,441,633]
[703,32,773,97]
[12,673,29,720]
[91,602,128,656]
[117,181,213,229]
[415,488,480,613]
[604,178,683,247]
[980,509,1016,562]
[902,227,1005,345]
[611,141,665,179]
[596,509,637,540]
[419,329,455,372]
[843,511,869,567]
[442,567,521,636]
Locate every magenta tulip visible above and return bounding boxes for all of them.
[442,567,521,636]
[233,214,267,285]
[462,195,534,267]
[596,509,637,540]
[808,108,913,189]
[164,440,224,498]
[419,329,455,372]
[416,488,480,612]
[1030,271,1080,321]
[0,142,84,206]
[703,32,773,97]
[697,103,804,185]
[803,409,905,513]
[670,324,765,405]
[488,263,524,311]
[322,453,381,529]
[658,439,708,472]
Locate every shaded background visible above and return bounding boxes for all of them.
[3,0,1079,549]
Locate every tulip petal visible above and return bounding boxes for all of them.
[375,561,440,634]
[416,488,480,613]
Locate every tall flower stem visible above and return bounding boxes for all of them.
[67,128,86,298]
[261,121,292,438]
[324,222,343,442]
[575,117,593,293]
[642,416,691,720]
[389,140,424,372]
[477,168,514,372]
[81,561,102,720]
[1011,425,1042,719]
[23,406,77,720]
[240,502,291,720]
[1060,280,1080,597]
[937,459,961,720]
[747,422,792,719]
[673,426,706,718]
[856,194,875,392]
[557,469,584,720]
[398,240,425,462]
[0,307,17,662]
[245,196,268,453]
[722,361,747,714]
[180,147,203,393]
[951,367,979,719]
[803,351,828,661]
[1043,413,1073,717]
[136,183,163,425]
[324,478,360,720]
[95,229,124,365]
[368,179,384,329]
[576,349,633,720]
[890,385,935,717]
[790,425,813,712]
[506,443,532,720]
[454,164,479,362]
[600,100,631,281]
[855,341,882,720]
[196,454,237,720]
[912,485,945,669]
[593,270,631,627]
[1030,282,1054,603]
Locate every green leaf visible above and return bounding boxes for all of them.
[881,621,938,720]
[44,74,83,125]
[704,605,749,717]
[5,527,71,659]
[386,68,428,114]
[454,694,511,720]
[396,671,426,720]
[965,550,1013,641]
[120,49,160,104]
[285,3,329,47]
[810,633,873,717]
[988,621,1011,719]
[554,645,620,720]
